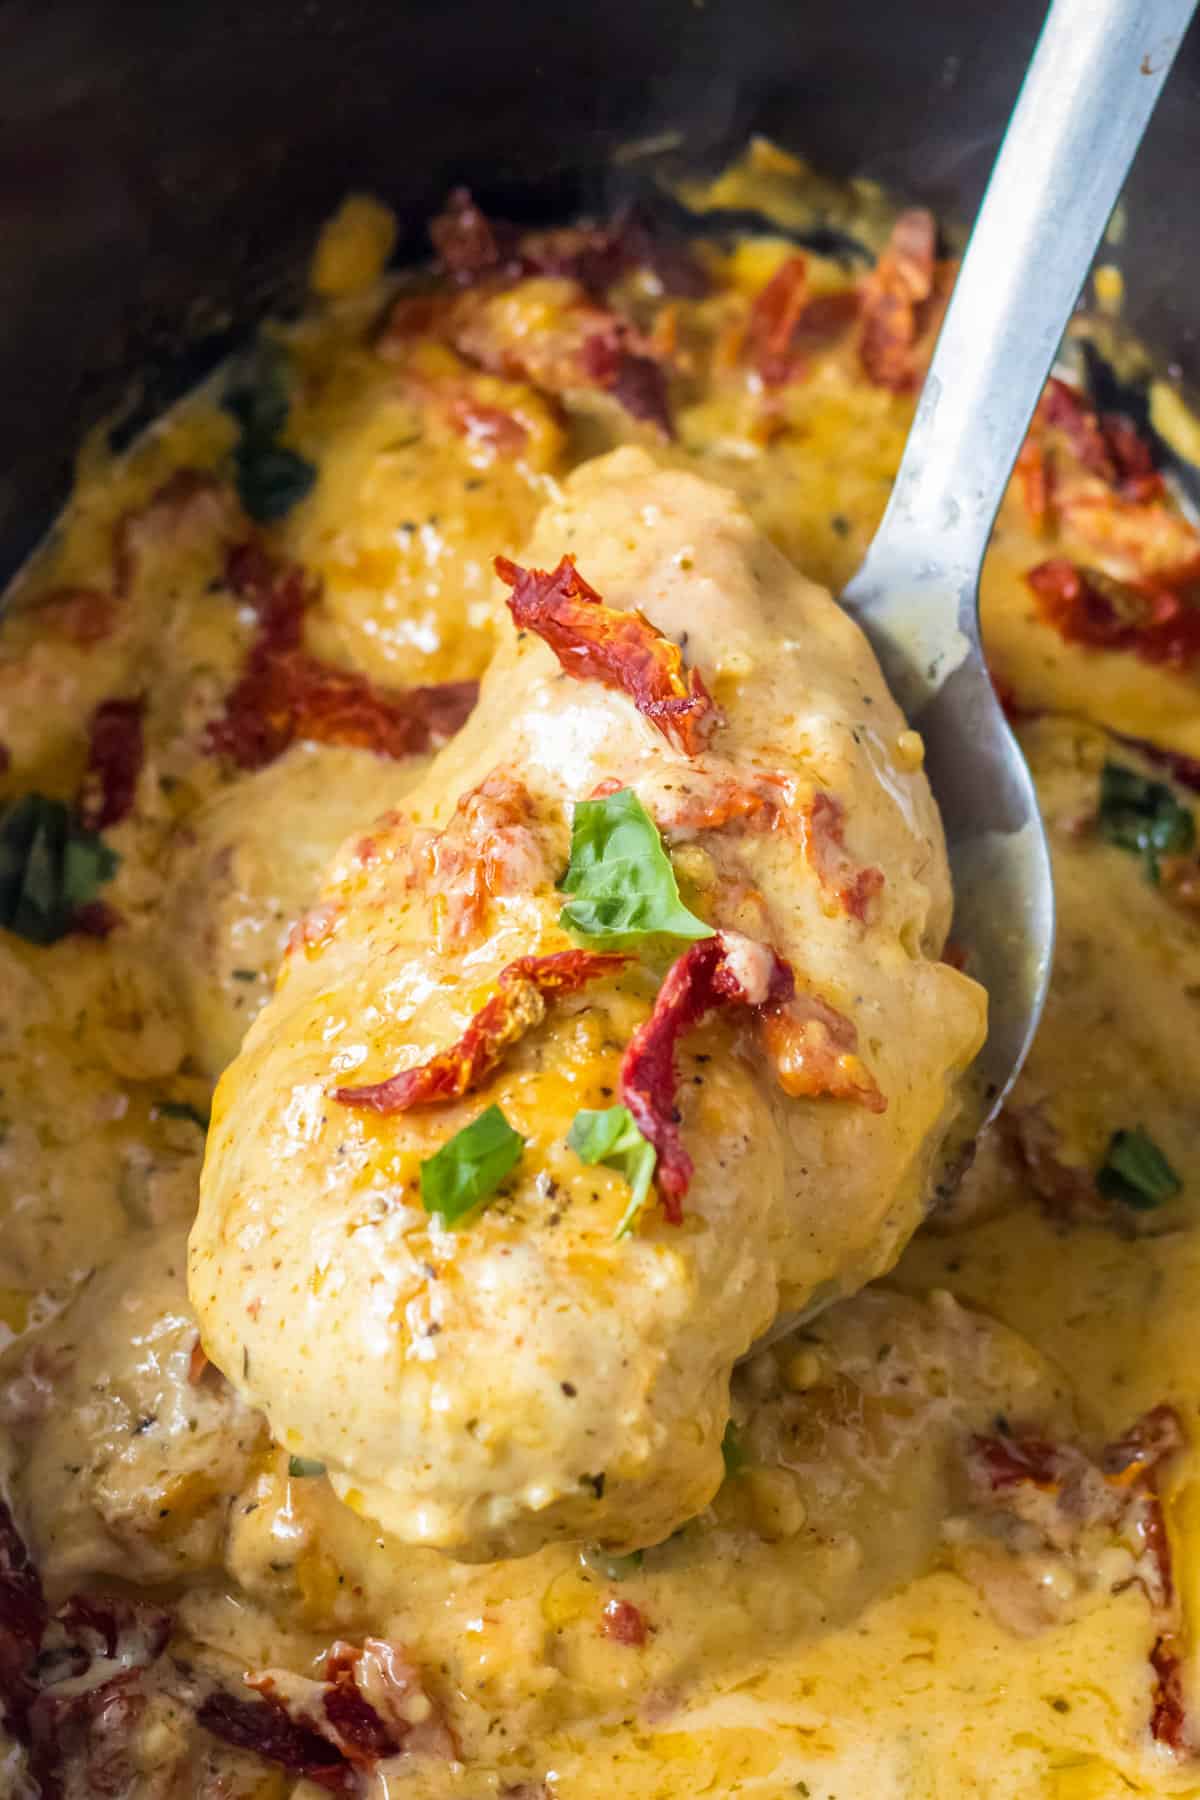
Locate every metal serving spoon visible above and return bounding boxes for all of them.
[744,0,1195,1357]
[842,0,1195,1145]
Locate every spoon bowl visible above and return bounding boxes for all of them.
[745,0,1195,1357]
[842,0,1196,1139]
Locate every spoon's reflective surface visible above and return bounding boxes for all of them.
[747,0,1195,1358]
[843,0,1195,1147]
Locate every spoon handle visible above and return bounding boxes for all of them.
[848,0,1195,628]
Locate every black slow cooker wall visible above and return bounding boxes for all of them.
[1,0,1197,585]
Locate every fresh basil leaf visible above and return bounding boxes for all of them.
[721,1421,746,1477]
[568,1104,657,1238]
[287,1455,327,1478]
[420,1104,524,1225]
[1096,1125,1182,1210]
[234,441,317,524]
[0,794,119,946]
[559,788,712,947]
[223,342,317,523]
[1097,761,1195,881]
[222,342,291,443]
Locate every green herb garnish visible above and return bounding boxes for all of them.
[721,1421,746,1477]
[223,341,316,523]
[1097,761,1195,881]
[0,794,119,945]
[158,1100,211,1131]
[559,788,712,948]
[419,1104,524,1226]
[1096,1125,1182,1211]
[233,442,317,523]
[287,1455,327,1478]
[568,1104,656,1238]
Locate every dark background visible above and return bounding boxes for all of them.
[1,0,1197,581]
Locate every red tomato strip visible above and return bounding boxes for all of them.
[858,208,937,391]
[495,554,718,755]
[600,1599,649,1646]
[1042,376,1164,499]
[1026,557,1200,668]
[619,932,794,1221]
[209,544,478,770]
[335,949,629,1114]
[746,255,809,386]
[79,697,144,830]
[804,791,886,920]
[1151,1635,1189,1752]
[581,327,674,437]
[195,1691,349,1790]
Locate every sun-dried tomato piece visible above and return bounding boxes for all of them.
[78,697,144,831]
[1039,378,1165,502]
[71,899,121,940]
[999,1103,1107,1223]
[604,203,710,299]
[320,1650,400,1763]
[746,255,809,386]
[1102,412,1165,502]
[858,208,937,391]
[445,393,530,457]
[581,327,674,436]
[225,538,312,644]
[429,186,520,284]
[209,543,477,770]
[1042,377,1119,483]
[793,287,862,348]
[619,931,794,1221]
[803,791,885,921]
[407,772,547,947]
[1026,557,1200,668]
[323,1640,457,1762]
[742,271,862,390]
[647,769,791,836]
[1014,436,1055,532]
[496,554,718,756]
[969,1432,1065,1493]
[196,1689,350,1790]
[428,187,707,303]
[335,949,628,1113]
[600,1599,649,1646]
[760,990,886,1113]
[1151,1634,1189,1752]
[1102,1404,1186,1488]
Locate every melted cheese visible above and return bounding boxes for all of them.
[1,151,1199,1797]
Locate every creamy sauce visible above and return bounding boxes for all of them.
[1,143,1199,1797]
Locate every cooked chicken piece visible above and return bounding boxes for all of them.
[163,744,429,1076]
[190,449,985,1559]
[10,1230,262,1594]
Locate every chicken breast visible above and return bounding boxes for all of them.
[189,449,985,1558]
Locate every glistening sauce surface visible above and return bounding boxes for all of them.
[1,145,1199,1797]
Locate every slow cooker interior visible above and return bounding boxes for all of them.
[1,0,1197,585]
